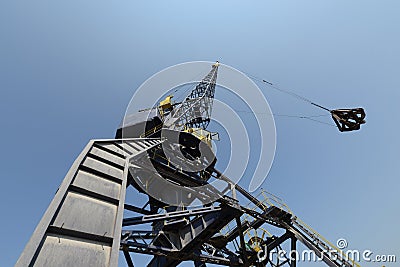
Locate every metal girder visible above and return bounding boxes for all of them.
[123,206,222,226]
[126,203,242,267]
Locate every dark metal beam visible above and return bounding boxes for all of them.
[290,237,297,267]
[123,206,221,226]
[235,217,248,267]
[124,203,154,215]
[47,226,113,245]
[122,247,135,267]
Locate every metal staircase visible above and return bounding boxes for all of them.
[239,190,361,267]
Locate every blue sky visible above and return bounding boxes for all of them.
[1,1,399,266]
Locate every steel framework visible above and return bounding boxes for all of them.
[16,137,360,267]
[163,62,219,131]
[17,62,361,267]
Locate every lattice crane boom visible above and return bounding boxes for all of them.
[163,61,219,131]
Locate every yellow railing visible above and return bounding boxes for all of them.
[149,148,187,174]
[220,190,271,235]
[183,127,213,147]
[140,124,163,138]
[255,189,361,267]
[239,190,289,226]
[293,217,361,267]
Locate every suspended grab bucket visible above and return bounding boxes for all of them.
[331,108,366,132]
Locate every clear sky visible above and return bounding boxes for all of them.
[1,1,399,266]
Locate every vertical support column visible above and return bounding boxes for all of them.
[235,217,248,267]
[194,261,207,267]
[194,249,207,267]
[290,237,297,267]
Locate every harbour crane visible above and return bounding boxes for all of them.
[17,62,365,267]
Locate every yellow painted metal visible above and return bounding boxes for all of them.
[294,216,361,267]
[221,189,362,267]
[159,95,173,110]
[183,127,213,147]
[254,189,361,267]
[139,124,163,138]
[244,227,272,253]
[149,149,188,177]
[159,95,173,118]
